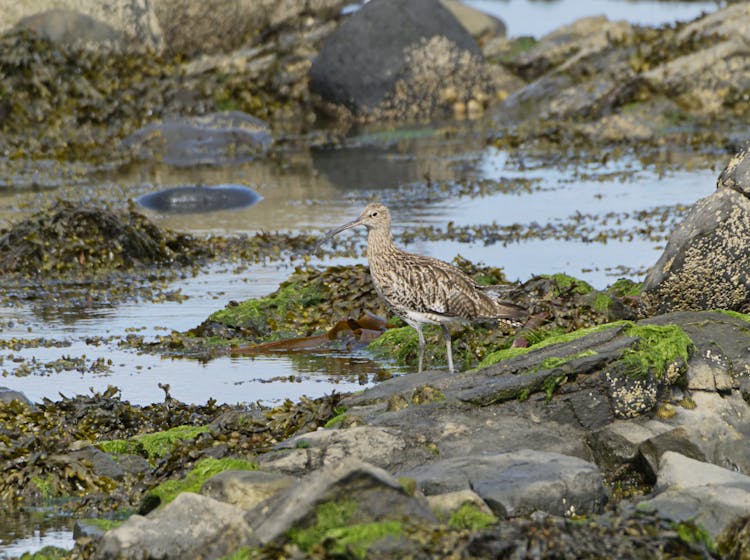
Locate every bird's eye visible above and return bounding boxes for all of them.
[371,211,378,217]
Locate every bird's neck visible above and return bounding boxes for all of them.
[366,227,397,261]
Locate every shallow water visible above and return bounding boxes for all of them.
[0,137,716,407]
[466,0,718,37]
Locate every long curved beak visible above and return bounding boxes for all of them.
[314,217,364,253]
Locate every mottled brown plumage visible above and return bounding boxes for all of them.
[318,203,526,373]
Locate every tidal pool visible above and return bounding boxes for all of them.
[0,140,716,408]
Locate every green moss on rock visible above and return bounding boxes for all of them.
[448,502,497,531]
[623,324,693,380]
[287,499,403,559]
[479,322,626,368]
[147,457,258,507]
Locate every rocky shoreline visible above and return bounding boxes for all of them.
[3,0,750,558]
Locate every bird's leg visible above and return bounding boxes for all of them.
[441,324,454,373]
[415,324,425,373]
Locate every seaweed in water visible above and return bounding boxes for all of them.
[0,200,209,276]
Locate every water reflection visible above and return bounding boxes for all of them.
[0,507,73,559]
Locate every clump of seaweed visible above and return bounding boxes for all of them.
[192,265,388,342]
[0,200,209,276]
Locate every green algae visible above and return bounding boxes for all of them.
[203,265,385,342]
[397,477,417,497]
[622,324,693,380]
[368,326,421,366]
[287,499,403,559]
[448,503,497,531]
[29,475,55,501]
[478,322,626,368]
[673,521,717,555]
[98,424,211,460]
[323,412,348,429]
[609,278,643,297]
[541,273,595,296]
[146,457,258,507]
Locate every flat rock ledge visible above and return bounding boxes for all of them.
[94,310,750,558]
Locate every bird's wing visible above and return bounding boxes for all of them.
[375,252,490,319]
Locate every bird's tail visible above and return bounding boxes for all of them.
[494,299,527,320]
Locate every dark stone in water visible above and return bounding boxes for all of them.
[121,111,272,167]
[0,386,33,405]
[137,185,262,214]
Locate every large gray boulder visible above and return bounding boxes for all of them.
[250,458,435,544]
[120,111,272,167]
[309,0,485,118]
[94,492,258,559]
[1,0,163,52]
[638,451,750,538]
[400,449,608,517]
[642,149,750,314]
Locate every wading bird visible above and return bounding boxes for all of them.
[317,203,526,373]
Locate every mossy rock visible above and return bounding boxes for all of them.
[142,457,258,512]
[286,499,404,559]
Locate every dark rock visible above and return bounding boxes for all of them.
[637,427,706,477]
[309,0,480,115]
[0,387,33,405]
[70,445,125,481]
[642,188,750,314]
[588,419,672,472]
[74,519,107,541]
[250,458,435,544]
[94,492,258,559]
[400,449,607,517]
[137,185,262,214]
[121,111,272,167]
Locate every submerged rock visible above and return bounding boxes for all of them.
[137,184,262,214]
[121,111,272,167]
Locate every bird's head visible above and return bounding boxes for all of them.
[315,203,391,251]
